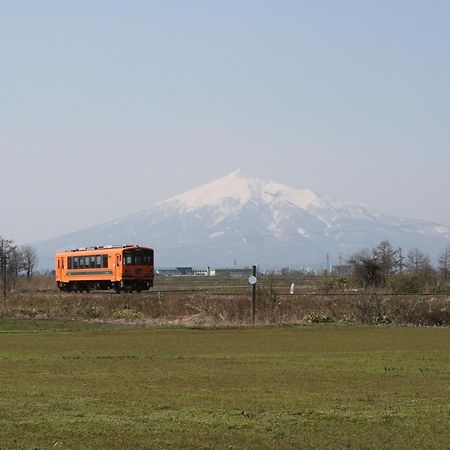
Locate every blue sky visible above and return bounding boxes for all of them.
[1,1,449,243]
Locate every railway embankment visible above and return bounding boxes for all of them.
[2,290,449,327]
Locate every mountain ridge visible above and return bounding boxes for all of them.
[33,170,450,269]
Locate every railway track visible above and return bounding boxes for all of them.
[10,288,450,297]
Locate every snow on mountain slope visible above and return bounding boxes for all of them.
[159,169,334,213]
[154,170,424,235]
[32,169,450,269]
[158,169,258,211]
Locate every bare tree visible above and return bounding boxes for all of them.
[438,244,450,280]
[405,248,433,278]
[348,241,402,287]
[7,247,21,289]
[348,248,383,287]
[374,240,398,285]
[19,245,38,279]
[0,237,17,295]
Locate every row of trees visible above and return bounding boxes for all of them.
[347,240,450,288]
[0,237,38,294]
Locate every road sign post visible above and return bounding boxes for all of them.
[248,265,257,325]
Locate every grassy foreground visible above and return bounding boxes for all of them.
[0,321,449,449]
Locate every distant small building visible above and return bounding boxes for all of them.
[176,267,194,275]
[215,267,253,277]
[193,268,216,276]
[156,266,215,276]
[155,268,180,276]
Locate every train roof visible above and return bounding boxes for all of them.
[58,245,153,253]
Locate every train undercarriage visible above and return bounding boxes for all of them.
[57,279,153,293]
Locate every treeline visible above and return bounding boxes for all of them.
[0,237,38,293]
[344,240,450,293]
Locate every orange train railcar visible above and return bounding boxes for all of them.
[55,245,154,292]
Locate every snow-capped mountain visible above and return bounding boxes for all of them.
[33,169,450,269]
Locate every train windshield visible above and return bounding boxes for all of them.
[123,249,153,266]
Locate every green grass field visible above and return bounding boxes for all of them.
[0,320,449,449]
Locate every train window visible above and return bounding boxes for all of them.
[123,249,153,265]
[65,253,119,269]
[57,259,60,269]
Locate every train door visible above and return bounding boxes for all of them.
[56,257,63,281]
[114,252,122,281]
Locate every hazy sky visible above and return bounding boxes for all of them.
[1,1,449,244]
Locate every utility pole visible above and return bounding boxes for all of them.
[338,253,343,277]
[398,247,404,274]
[0,238,13,308]
[1,254,7,306]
